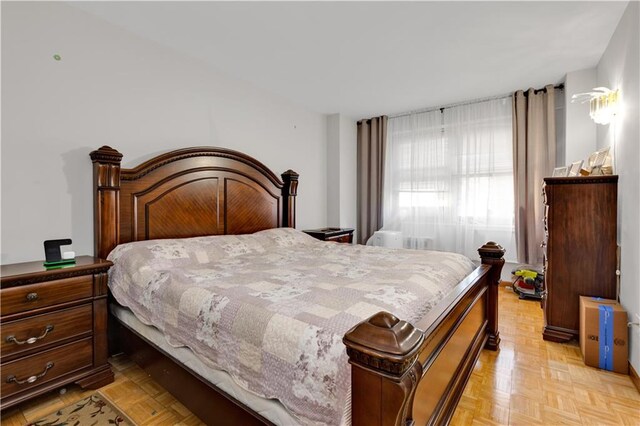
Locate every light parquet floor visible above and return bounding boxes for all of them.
[450,286,640,425]
[1,286,638,425]
[0,355,206,426]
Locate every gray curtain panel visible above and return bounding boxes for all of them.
[512,85,556,265]
[356,116,387,244]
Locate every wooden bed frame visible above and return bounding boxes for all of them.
[91,145,505,426]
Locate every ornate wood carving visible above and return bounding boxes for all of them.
[543,175,618,185]
[281,170,299,228]
[91,146,298,258]
[91,146,123,260]
[344,312,424,376]
[344,312,424,426]
[478,242,506,350]
[120,146,282,183]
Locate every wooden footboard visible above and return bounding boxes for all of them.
[343,242,505,426]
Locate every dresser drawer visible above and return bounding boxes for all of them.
[1,304,93,360]
[1,276,93,316]
[1,337,93,397]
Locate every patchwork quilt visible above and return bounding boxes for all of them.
[107,228,475,425]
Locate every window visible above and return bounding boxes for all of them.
[382,98,516,260]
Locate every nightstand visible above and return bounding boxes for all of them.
[303,228,354,244]
[0,256,114,409]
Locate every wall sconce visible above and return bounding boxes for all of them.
[571,87,619,125]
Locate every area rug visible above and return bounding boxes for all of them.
[26,392,135,426]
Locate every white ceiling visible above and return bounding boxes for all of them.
[71,1,628,119]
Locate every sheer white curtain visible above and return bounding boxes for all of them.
[383,98,516,261]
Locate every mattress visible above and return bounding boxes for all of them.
[107,228,475,425]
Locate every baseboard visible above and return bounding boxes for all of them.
[630,362,640,393]
[500,280,511,287]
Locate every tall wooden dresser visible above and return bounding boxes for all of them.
[0,257,114,409]
[541,175,618,342]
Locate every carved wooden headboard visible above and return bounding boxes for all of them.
[90,146,299,259]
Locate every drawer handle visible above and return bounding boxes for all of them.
[25,292,39,302]
[5,325,54,345]
[6,362,54,385]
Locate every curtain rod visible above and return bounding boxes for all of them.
[523,83,564,95]
[389,83,564,119]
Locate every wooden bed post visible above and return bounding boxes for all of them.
[478,242,505,351]
[343,312,425,426]
[90,146,123,259]
[281,169,299,228]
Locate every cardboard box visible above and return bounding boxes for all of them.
[579,296,628,374]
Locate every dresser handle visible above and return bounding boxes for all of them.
[6,362,54,385]
[25,292,39,302]
[5,325,54,345]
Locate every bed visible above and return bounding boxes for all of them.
[90,145,505,426]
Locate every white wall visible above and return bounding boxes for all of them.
[595,1,640,375]
[564,68,597,165]
[327,115,341,225]
[326,114,357,238]
[338,115,357,235]
[1,2,328,264]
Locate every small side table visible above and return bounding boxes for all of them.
[303,228,354,244]
[0,256,114,409]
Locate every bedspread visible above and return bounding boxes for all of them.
[107,228,474,425]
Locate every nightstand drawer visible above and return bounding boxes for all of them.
[1,304,93,360]
[326,234,352,243]
[1,338,93,397]
[1,276,93,316]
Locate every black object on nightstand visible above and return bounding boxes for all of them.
[0,256,114,410]
[303,228,354,244]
